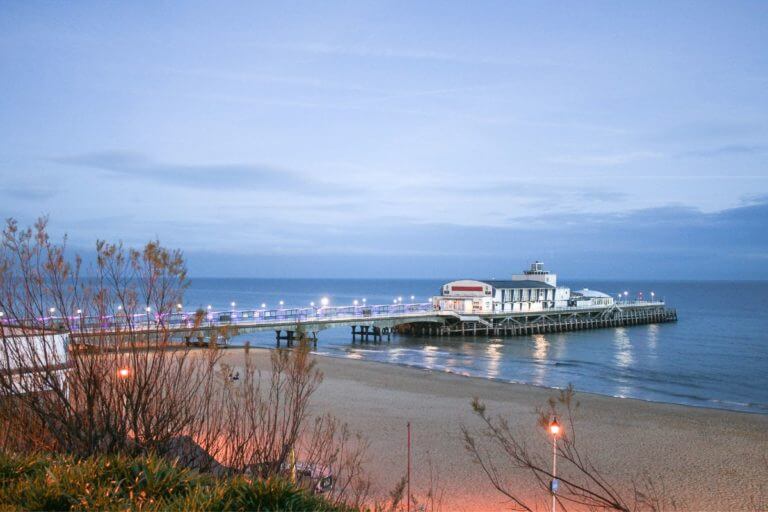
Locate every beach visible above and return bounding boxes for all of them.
[219,348,768,511]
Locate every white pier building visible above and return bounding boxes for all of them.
[432,261,612,314]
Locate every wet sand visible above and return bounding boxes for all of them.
[219,348,768,511]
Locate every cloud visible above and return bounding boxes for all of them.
[51,151,350,194]
[677,144,767,158]
[0,186,56,200]
[256,42,504,65]
[544,151,663,166]
[174,197,768,279]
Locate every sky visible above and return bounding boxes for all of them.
[0,1,767,279]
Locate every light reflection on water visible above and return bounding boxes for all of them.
[613,328,634,369]
[189,279,768,414]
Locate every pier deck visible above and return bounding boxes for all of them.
[61,301,677,347]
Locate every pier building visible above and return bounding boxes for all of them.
[432,262,574,313]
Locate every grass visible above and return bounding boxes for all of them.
[0,452,352,511]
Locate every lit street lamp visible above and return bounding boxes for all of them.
[549,417,561,512]
[117,367,131,379]
[320,297,329,307]
[410,295,415,301]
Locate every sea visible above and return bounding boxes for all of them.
[184,279,768,415]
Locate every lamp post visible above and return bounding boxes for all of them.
[145,306,151,331]
[549,417,561,512]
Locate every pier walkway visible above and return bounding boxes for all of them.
[62,300,677,347]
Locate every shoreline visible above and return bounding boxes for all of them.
[225,344,767,416]
[218,346,768,511]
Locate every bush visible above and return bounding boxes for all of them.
[0,452,353,511]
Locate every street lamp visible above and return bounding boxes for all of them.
[261,303,266,309]
[320,297,329,307]
[353,299,358,306]
[279,300,284,308]
[549,417,561,512]
[231,301,236,309]
[397,296,403,303]
[410,295,415,301]
[362,298,367,304]
[117,367,131,379]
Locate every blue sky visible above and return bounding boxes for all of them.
[1,1,766,279]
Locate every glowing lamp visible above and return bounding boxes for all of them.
[145,306,151,312]
[117,367,131,379]
[261,303,266,308]
[549,417,561,436]
[76,309,82,315]
[320,297,329,307]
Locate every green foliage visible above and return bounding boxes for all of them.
[0,452,353,511]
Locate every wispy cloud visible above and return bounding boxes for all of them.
[544,151,663,166]
[52,151,351,194]
[677,144,767,158]
[0,186,56,200]
[256,41,505,65]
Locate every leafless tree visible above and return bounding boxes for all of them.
[462,385,681,511]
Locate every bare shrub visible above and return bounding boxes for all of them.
[462,385,681,512]
[0,216,370,507]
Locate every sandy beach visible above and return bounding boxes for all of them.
[219,348,768,511]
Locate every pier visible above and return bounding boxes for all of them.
[59,300,677,348]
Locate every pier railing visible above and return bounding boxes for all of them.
[10,302,437,334]
[3,300,670,335]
